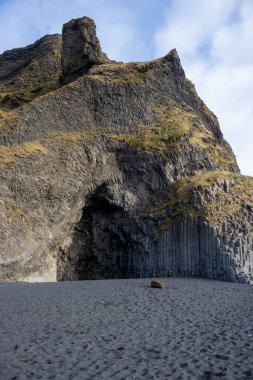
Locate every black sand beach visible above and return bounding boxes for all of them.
[0,278,253,380]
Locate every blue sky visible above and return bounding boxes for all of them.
[0,0,168,61]
[0,0,252,176]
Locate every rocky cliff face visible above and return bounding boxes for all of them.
[0,16,252,283]
[61,17,110,82]
[0,34,62,109]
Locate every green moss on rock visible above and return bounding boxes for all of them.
[145,171,253,231]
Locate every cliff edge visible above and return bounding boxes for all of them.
[0,17,252,283]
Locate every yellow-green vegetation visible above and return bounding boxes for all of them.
[0,50,61,111]
[2,203,41,224]
[0,81,60,111]
[0,141,48,165]
[107,100,236,169]
[0,108,24,141]
[145,171,253,231]
[88,61,156,84]
[88,63,235,166]
[108,102,192,153]
[189,122,235,168]
[108,122,187,153]
[208,140,236,167]
[0,109,14,123]
[189,124,214,149]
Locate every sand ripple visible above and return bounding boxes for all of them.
[0,278,253,379]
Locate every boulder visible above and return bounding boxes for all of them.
[151,280,165,289]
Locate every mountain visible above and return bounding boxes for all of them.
[0,16,252,284]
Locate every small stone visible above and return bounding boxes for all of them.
[151,280,165,289]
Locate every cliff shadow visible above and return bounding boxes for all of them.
[56,184,148,280]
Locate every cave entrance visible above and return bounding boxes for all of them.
[57,185,144,280]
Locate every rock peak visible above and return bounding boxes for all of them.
[163,48,184,75]
[61,16,110,82]
[0,16,252,286]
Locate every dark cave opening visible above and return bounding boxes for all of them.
[57,186,145,281]
[56,185,244,282]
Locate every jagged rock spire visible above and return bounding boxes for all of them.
[61,16,110,82]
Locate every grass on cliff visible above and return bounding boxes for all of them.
[0,52,61,111]
[0,141,49,165]
[108,122,187,153]
[48,129,100,145]
[0,109,14,123]
[108,103,192,153]
[0,83,60,111]
[144,171,253,231]
[3,203,41,224]
[88,62,234,167]
[107,101,236,171]
[88,61,157,84]
[0,129,101,167]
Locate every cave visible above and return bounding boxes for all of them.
[56,184,253,283]
[57,185,148,280]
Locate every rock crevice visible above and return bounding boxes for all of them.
[0,16,252,284]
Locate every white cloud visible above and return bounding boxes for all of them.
[154,0,253,176]
[0,0,252,175]
[0,0,140,61]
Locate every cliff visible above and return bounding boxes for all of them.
[0,17,252,284]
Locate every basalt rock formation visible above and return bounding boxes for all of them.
[0,16,252,283]
[0,34,62,109]
[61,17,110,82]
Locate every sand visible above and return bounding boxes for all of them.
[0,278,253,380]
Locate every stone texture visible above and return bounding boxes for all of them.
[0,34,62,109]
[151,280,165,288]
[61,16,110,82]
[0,17,252,284]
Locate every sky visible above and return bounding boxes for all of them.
[0,0,252,175]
